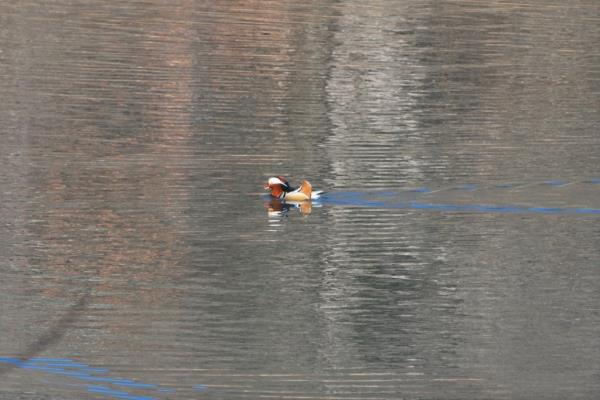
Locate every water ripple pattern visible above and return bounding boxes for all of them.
[1,1,600,399]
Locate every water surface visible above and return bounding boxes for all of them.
[1,1,599,399]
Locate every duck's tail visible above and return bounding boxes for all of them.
[299,180,312,199]
[311,190,324,200]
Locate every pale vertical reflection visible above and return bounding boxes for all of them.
[325,2,428,189]
[319,1,452,372]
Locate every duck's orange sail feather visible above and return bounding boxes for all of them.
[298,180,312,198]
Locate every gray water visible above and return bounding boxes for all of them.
[1,1,600,399]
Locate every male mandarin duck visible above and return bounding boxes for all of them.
[265,176,323,201]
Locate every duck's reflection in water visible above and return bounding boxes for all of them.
[266,199,313,221]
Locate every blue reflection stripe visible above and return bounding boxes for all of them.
[29,358,75,363]
[36,362,88,368]
[528,207,565,213]
[81,376,158,389]
[1,356,175,399]
[318,191,600,214]
[39,368,158,389]
[0,357,22,365]
[81,367,110,373]
[56,370,92,378]
[86,385,156,400]
[194,384,208,392]
[21,364,67,373]
[572,208,600,214]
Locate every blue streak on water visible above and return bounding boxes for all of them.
[81,366,111,373]
[316,191,600,215]
[39,362,88,368]
[0,357,22,365]
[194,384,208,392]
[528,207,565,213]
[82,376,158,389]
[570,208,600,214]
[372,190,403,197]
[27,360,108,374]
[21,364,67,373]
[55,370,91,378]
[29,358,76,363]
[0,357,202,399]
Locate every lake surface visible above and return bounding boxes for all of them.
[1,1,599,399]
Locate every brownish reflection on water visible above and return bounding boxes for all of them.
[1,1,199,353]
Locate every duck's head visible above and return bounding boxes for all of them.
[264,176,290,197]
